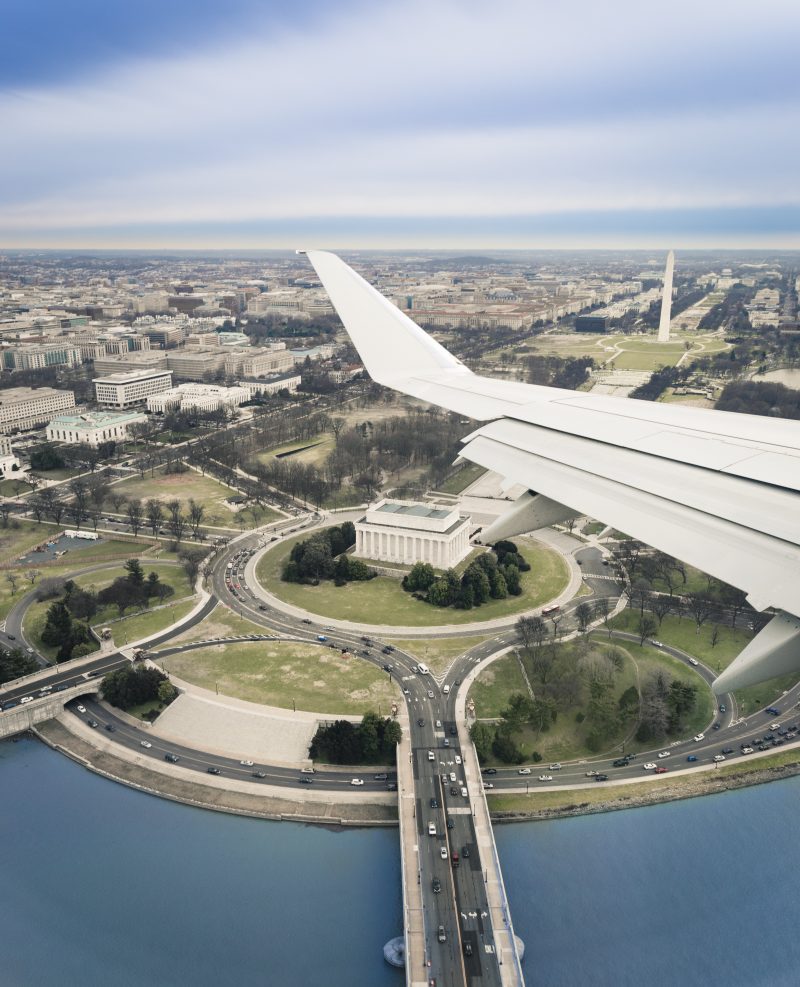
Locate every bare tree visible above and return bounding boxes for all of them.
[166,499,187,543]
[108,490,128,513]
[575,601,593,634]
[145,498,163,537]
[68,477,89,529]
[648,594,674,628]
[187,499,205,539]
[126,498,144,539]
[26,569,40,586]
[6,572,19,595]
[684,592,717,633]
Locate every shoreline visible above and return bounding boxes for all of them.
[29,717,800,829]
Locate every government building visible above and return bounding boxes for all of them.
[354,499,471,569]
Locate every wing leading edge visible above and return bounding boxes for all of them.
[302,250,800,693]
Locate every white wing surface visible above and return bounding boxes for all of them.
[302,250,800,693]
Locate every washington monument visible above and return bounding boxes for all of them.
[657,250,675,342]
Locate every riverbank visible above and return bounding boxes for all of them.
[33,718,398,828]
[487,749,800,822]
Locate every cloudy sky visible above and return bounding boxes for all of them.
[2,0,799,248]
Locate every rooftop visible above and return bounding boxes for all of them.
[49,410,144,427]
[93,368,172,384]
[376,502,452,520]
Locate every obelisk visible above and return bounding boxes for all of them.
[657,250,675,342]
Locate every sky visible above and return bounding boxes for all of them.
[2,0,799,249]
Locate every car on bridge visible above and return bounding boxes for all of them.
[657,751,671,758]
[643,762,657,770]
[432,878,441,893]
[350,778,364,786]
[538,774,553,782]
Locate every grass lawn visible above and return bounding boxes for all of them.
[151,603,269,651]
[608,610,752,671]
[384,635,490,676]
[434,463,486,495]
[256,533,570,627]
[125,698,164,720]
[581,521,606,536]
[159,639,398,715]
[110,468,277,528]
[256,435,335,468]
[101,597,198,646]
[0,519,60,563]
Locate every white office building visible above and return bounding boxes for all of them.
[46,410,146,446]
[147,383,249,414]
[94,369,173,408]
[0,386,76,434]
[354,499,471,569]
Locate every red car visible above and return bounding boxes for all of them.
[654,766,669,774]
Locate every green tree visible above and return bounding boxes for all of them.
[469,721,495,763]
[125,558,145,586]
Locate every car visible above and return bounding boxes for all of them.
[240,759,254,766]
[443,739,450,747]
[140,740,152,749]
[7,634,14,640]
[252,771,266,779]
[464,942,473,957]
[418,718,425,727]
[687,754,698,762]
[301,618,312,624]
[713,754,726,762]
[483,782,494,790]
[39,685,52,693]
[549,763,562,770]
[722,747,735,755]
[770,722,781,730]
[104,723,115,732]
[693,734,705,742]
[404,688,410,695]
[258,604,267,611]
[299,777,313,784]
[87,719,98,728]
[300,767,315,774]
[450,786,458,796]
[440,846,448,859]
[585,770,599,777]
[538,774,553,782]
[350,778,364,786]
[612,758,629,767]
[1,701,18,710]
[766,707,781,716]
[77,704,87,713]
[428,750,435,761]
[435,720,442,729]
[712,722,722,730]
[643,762,657,770]
[430,797,439,808]
[449,726,457,736]
[447,819,454,830]
[387,782,398,791]
[461,787,468,797]
[432,878,441,893]
[455,755,462,765]
[437,925,446,943]
[54,685,67,692]
[654,766,669,774]
[382,664,392,672]
[164,753,180,763]
[427,690,434,699]
[719,704,727,713]
[657,751,671,759]
[650,640,663,648]
[462,845,470,858]
[688,657,699,666]
[594,774,609,781]
[483,768,497,775]
[742,746,754,754]
[26,647,36,655]
[207,766,221,775]
[373,772,388,781]
[20,696,33,704]
[518,767,532,775]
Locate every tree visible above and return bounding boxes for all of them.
[469,722,495,763]
[5,572,19,596]
[66,587,98,624]
[125,558,145,586]
[166,499,187,543]
[40,600,75,660]
[157,680,179,705]
[187,499,205,539]
[145,498,163,537]
[575,601,593,634]
[637,614,657,645]
[67,477,89,529]
[25,569,40,587]
[101,665,169,710]
[685,592,717,633]
[126,498,144,539]
[0,647,39,686]
[648,594,674,628]
[404,562,436,593]
[179,547,207,586]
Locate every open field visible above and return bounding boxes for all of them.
[256,532,570,627]
[159,639,398,714]
[110,468,279,528]
[255,435,335,468]
[384,635,490,676]
[609,610,752,671]
[152,604,270,650]
[435,463,486,495]
[103,597,198,646]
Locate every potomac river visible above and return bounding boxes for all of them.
[3,737,799,987]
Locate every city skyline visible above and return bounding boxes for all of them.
[2,0,800,249]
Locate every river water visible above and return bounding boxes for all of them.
[3,737,800,986]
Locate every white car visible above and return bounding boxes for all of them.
[518,767,532,775]
[643,762,657,770]
[350,778,364,786]
[713,754,726,762]
[300,767,315,774]
[440,846,448,859]
[428,750,435,761]
[140,740,152,749]
[770,722,781,730]
[657,751,671,759]
[693,734,705,742]
[483,782,494,790]
[538,774,553,782]
[549,763,562,770]
[455,755,462,764]
[688,657,699,666]
[741,747,754,754]
[585,770,599,777]
[77,704,87,713]
[650,640,663,648]
[20,696,33,704]
[240,759,254,766]
[427,690,434,699]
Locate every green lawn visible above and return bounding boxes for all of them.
[159,639,398,715]
[435,464,486,495]
[609,610,752,672]
[256,435,335,468]
[101,597,198,646]
[110,468,278,528]
[256,533,570,627]
[384,635,490,676]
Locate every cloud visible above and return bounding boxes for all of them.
[2,0,799,244]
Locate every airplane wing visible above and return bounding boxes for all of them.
[301,250,800,693]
